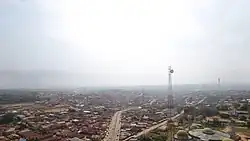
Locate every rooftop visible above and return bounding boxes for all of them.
[189,128,230,141]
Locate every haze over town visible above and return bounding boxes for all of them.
[1,0,250,88]
[1,1,250,141]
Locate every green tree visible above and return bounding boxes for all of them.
[216,104,229,111]
[138,135,153,141]
[219,113,230,119]
[0,113,16,124]
[238,104,248,111]
[233,103,240,109]
[247,120,250,128]
[213,117,221,127]
[27,139,39,141]
[239,115,247,121]
[151,133,167,141]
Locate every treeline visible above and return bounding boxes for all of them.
[0,113,20,124]
[0,90,39,104]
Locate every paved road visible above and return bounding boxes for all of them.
[103,111,121,141]
[103,107,140,141]
[124,97,206,141]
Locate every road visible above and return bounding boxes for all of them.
[103,107,140,141]
[124,97,206,141]
[2,102,34,108]
[103,111,122,141]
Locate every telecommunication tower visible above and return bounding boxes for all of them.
[218,78,221,89]
[167,66,174,113]
[167,66,174,141]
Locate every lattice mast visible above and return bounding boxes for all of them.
[167,66,174,115]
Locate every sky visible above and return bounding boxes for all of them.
[1,0,250,87]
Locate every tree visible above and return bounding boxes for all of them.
[219,113,230,119]
[213,117,221,127]
[216,104,229,111]
[201,107,218,117]
[247,120,250,128]
[138,135,153,141]
[0,113,16,124]
[151,134,167,141]
[27,139,39,141]
[233,103,240,109]
[176,106,183,113]
[238,104,248,111]
[239,115,247,121]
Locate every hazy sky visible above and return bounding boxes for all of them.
[1,0,250,86]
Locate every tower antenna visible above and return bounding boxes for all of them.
[167,66,174,141]
[218,77,221,90]
[167,66,174,114]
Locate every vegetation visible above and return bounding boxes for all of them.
[200,107,218,117]
[219,112,230,119]
[233,103,241,109]
[138,135,152,141]
[206,95,223,104]
[247,120,250,128]
[151,134,167,141]
[138,132,167,141]
[235,127,250,136]
[27,139,39,141]
[0,113,20,124]
[237,103,248,111]
[239,115,247,121]
[0,90,39,104]
[216,105,229,111]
